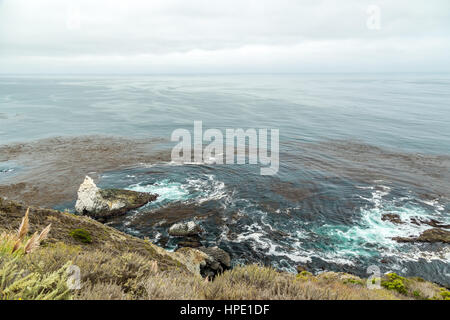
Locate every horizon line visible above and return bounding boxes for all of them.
[1,72,450,76]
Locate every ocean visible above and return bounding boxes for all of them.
[0,74,449,285]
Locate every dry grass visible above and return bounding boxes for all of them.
[141,265,404,300]
[0,208,51,256]
[1,198,449,300]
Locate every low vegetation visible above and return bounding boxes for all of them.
[0,198,448,300]
[382,273,408,295]
[69,229,92,244]
[0,208,70,300]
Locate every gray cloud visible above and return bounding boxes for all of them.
[0,0,449,73]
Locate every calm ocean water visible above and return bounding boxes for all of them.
[1,74,449,285]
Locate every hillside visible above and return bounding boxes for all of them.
[0,197,448,300]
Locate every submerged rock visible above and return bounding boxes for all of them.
[410,217,450,229]
[177,236,203,249]
[393,228,450,244]
[381,213,403,224]
[168,221,203,237]
[75,176,157,220]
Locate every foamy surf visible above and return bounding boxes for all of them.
[314,185,449,264]
[125,174,228,210]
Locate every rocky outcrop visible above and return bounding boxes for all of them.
[381,214,450,229]
[176,246,231,278]
[197,246,231,270]
[168,221,203,237]
[410,217,450,229]
[393,228,450,244]
[177,236,203,248]
[382,213,450,243]
[75,176,157,220]
[174,247,213,276]
[167,219,230,278]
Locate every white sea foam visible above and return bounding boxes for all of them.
[127,174,228,206]
[319,185,450,263]
[127,179,190,203]
[418,199,445,211]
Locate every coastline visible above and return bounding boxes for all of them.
[1,135,449,288]
[1,196,448,300]
[0,136,170,207]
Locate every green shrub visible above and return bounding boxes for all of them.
[344,278,363,285]
[296,270,313,281]
[381,273,407,295]
[440,289,450,300]
[69,229,92,244]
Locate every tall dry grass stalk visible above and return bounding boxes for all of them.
[17,208,30,241]
[9,208,51,254]
[150,260,158,274]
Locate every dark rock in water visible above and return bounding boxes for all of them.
[393,228,450,243]
[157,236,170,248]
[177,235,203,249]
[410,217,450,229]
[424,219,450,229]
[178,240,202,248]
[381,213,403,224]
[75,176,157,220]
[382,213,450,231]
[168,221,203,237]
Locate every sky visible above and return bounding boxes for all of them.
[0,0,449,74]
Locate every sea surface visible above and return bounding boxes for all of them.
[0,74,449,285]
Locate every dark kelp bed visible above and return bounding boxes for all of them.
[0,136,170,207]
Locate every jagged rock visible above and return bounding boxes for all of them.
[173,247,213,275]
[175,246,231,278]
[168,221,203,237]
[393,228,450,243]
[75,176,157,220]
[197,246,232,270]
[381,213,403,224]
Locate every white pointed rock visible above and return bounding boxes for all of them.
[75,176,157,220]
[75,176,107,215]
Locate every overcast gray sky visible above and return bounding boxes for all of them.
[0,0,449,73]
